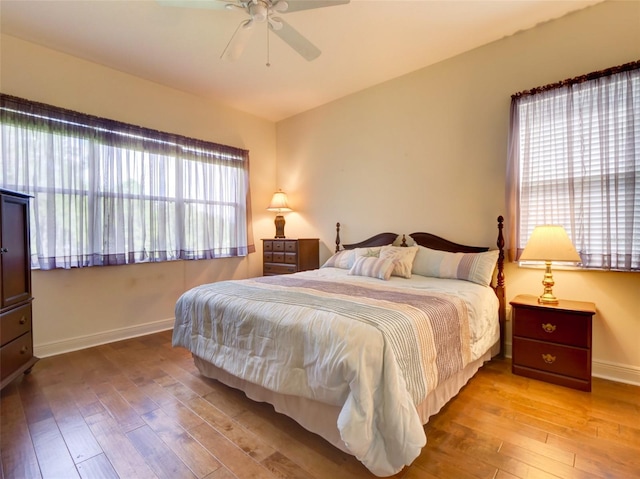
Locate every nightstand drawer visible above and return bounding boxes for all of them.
[264,263,297,275]
[513,307,590,347]
[284,253,297,264]
[272,252,285,263]
[512,337,590,380]
[272,241,285,252]
[284,241,297,252]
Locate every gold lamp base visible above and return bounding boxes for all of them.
[537,261,559,304]
[274,214,286,238]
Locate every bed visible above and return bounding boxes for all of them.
[173,217,506,477]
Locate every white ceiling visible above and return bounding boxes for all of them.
[1,0,603,122]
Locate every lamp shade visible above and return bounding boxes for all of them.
[267,190,292,212]
[520,225,582,263]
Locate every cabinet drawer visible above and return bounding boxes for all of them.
[263,252,273,262]
[264,263,296,275]
[272,241,285,252]
[1,332,34,381]
[263,241,273,252]
[1,303,32,347]
[513,307,590,347]
[272,252,285,263]
[512,337,590,380]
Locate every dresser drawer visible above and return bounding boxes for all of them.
[264,263,297,275]
[262,238,319,276]
[513,307,590,347]
[1,332,34,381]
[512,337,590,380]
[284,241,297,252]
[1,303,32,347]
[284,253,297,264]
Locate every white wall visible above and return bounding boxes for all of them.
[276,0,640,384]
[1,35,277,355]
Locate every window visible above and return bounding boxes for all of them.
[506,62,640,272]
[0,94,254,270]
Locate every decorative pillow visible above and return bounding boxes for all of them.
[321,249,356,269]
[412,246,499,286]
[379,245,419,279]
[348,256,395,280]
[354,246,384,259]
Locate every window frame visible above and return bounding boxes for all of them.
[506,62,640,272]
[0,94,255,270]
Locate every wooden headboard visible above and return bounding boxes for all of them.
[333,216,506,358]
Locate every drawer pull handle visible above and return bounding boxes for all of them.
[541,323,556,333]
[20,346,29,354]
[19,316,27,325]
[542,353,556,364]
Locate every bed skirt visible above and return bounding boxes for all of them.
[192,341,498,456]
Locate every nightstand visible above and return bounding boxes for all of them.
[262,238,319,276]
[510,294,596,392]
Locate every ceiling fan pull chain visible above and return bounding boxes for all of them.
[266,23,271,67]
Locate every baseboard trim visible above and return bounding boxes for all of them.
[503,340,640,386]
[34,318,175,358]
[592,359,640,386]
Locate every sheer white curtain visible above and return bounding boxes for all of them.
[0,94,255,270]
[507,64,640,271]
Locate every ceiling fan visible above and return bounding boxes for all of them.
[158,0,350,62]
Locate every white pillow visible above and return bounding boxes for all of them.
[348,256,395,280]
[379,245,419,279]
[321,249,356,269]
[412,246,499,286]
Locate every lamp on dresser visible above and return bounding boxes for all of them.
[519,224,582,304]
[267,189,292,238]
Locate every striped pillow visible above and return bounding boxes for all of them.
[412,246,499,286]
[348,256,395,280]
[321,249,356,269]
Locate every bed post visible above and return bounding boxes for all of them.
[335,222,341,253]
[496,216,506,359]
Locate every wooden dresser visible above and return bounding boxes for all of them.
[511,294,596,392]
[262,238,319,276]
[1,189,38,391]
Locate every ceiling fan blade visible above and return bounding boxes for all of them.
[270,18,320,61]
[156,0,238,10]
[221,19,255,61]
[281,0,349,13]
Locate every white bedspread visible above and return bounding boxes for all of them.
[173,268,499,476]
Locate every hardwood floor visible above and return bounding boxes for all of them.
[1,330,639,479]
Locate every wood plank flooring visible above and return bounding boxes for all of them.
[1,330,639,479]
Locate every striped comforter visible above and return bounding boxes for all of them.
[173,271,480,476]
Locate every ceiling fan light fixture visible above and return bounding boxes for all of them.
[249,1,268,22]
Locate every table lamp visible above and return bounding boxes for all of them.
[267,190,292,238]
[519,225,582,304]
